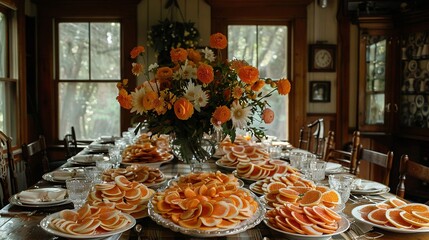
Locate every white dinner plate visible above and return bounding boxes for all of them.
[264,216,350,240]
[43,167,85,182]
[232,170,258,183]
[40,212,135,239]
[121,154,174,168]
[67,154,104,165]
[16,188,68,205]
[352,204,429,233]
[9,188,71,208]
[249,182,264,195]
[351,179,390,195]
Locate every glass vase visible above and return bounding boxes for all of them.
[171,135,215,172]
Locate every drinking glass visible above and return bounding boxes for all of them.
[65,178,92,209]
[108,145,122,168]
[289,151,306,168]
[310,160,327,182]
[328,174,354,210]
[96,158,114,171]
[84,166,103,186]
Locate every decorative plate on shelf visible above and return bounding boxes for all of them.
[264,216,350,240]
[147,191,265,237]
[40,212,135,239]
[408,60,418,72]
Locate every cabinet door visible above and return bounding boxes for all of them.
[398,31,429,136]
[358,34,391,132]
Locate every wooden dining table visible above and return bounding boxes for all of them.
[1,155,429,240]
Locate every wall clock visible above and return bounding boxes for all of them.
[309,44,336,72]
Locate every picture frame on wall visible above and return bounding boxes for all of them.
[310,81,331,102]
[308,44,336,72]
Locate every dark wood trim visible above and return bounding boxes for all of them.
[34,0,139,146]
[208,1,310,147]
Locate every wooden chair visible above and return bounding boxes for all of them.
[321,130,335,161]
[324,131,360,174]
[354,147,394,186]
[298,118,325,158]
[396,154,429,199]
[0,130,17,206]
[21,135,50,186]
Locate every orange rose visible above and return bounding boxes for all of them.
[116,89,132,109]
[197,63,214,84]
[174,97,194,120]
[212,106,231,124]
[143,91,158,111]
[230,59,248,71]
[156,67,173,79]
[170,48,188,63]
[209,33,227,50]
[262,108,275,124]
[277,78,291,95]
[187,49,202,63]
[238,66,259,85]
[130,46,145,59]
[251,80,265,92]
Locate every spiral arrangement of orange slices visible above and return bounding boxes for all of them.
[49,203,131,235]
[360,198,429,229]
[172,171,240,187]
[217,145,270,168]
[86,175,154,219]
[266,203,342,235]
[121,142,173,164]
[152,172,259,230]
[102,165,165,186]
[263,184,341,210]
[251,174,316,195]
[236,160,298,181]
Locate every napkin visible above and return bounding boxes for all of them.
[51,169,84,180]
[18,188,67,203]
[88,142,111,150]
[72,154,103,163]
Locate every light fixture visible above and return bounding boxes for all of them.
[318,0,328,8]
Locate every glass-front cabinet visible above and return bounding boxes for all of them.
[398,30,429,134]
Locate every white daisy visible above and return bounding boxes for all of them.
[202,47,216,62]
[148,63,159,72]
[130,87,146,115]
[180,64,197,80]
[184,81,208,111]
[230,101,251,129]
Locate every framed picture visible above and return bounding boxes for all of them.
[308,44,336,72]
[310,81,331,102]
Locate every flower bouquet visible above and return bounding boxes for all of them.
[116,33,291,167]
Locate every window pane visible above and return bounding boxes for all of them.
[0,82,4,130]
[0,81,17,145]
[228,25,289,141]
[59,23,89,80]
[0,13,6,78]
[257,26,287,79]
[58,82,120,139]
[228,26,257,66]
[90,23,120,79]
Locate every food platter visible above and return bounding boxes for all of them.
[215,159,236,170]
[264,216,350,240]
[121,154,174,168]
[147,190,265,237]
[352,204,429,233]
[40,212,135,239]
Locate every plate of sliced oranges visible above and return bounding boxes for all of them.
[352,198,429,233]
[40,205,136,239]
[264,203,350,240]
